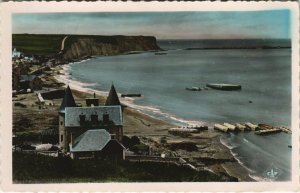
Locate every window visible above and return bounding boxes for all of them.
[61,135,63,142]
[60,121,63,126]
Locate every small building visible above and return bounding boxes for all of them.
[69,129,125,160]
[19,75,43,91]
[12,48,22,59]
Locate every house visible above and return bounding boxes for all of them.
[12,48,22,59]
[69,129,125,160]
[59,85,125,159]
[19,75,43,91]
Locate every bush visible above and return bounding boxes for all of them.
[168,142,198,152]
[160,137,167,144]
[13,116,33,132]
[41,128,59,144]
[121,135,140,149]
[14,102,27,108]
[16,131,41,143]
[13,151,229,183]
[131,144,149,155]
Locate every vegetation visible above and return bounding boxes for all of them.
[14,131,41,144]
[12,34,65,56]
[122,135,149,154]
[168,142,198,152]
[12,34,159,57]
[13,152,229,183]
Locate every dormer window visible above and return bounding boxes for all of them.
[91,112,98,125]
[103,112,110,124]
[79,113,86,125]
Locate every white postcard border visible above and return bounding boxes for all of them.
[0,1,299,192]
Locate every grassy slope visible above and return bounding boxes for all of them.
[12,34,152,56]
[13,152,228,183]
[12,34,66,56]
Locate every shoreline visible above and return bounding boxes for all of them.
[53,62,255,182]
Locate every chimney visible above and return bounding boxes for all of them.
[70,132,73,145]
[79,113,86,125]
[103,112,110,124]
[91,112,98,125]
[86,98,99,107]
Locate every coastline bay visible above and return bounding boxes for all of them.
[65,42,291,181]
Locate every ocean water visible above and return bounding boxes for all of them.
[68,40,291,181]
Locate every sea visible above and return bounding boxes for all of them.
[66,39,292,181]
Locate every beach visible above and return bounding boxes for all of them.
[13,45,292,182]
[50,64,254,181]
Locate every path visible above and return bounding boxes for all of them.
[59,35,69,54]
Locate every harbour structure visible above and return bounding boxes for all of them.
[185,87,202,91]
[245,122,258,130]
[168,127,198,134]
[214,124,228,132]
[235,123,246,131]
[206,83,241,91]
[223,123,236,131]
[59,85,125,159]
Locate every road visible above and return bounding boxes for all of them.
[59,35,69,54]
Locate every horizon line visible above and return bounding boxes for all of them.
[12,33,291,41]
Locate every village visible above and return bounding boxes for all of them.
[12,45,291,182]
[12,47,252,182]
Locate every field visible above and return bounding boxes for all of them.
[13,151,230,183]
[12,34,66,56]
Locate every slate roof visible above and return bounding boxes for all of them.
[65,106,123,127]
[69,129,111,152]
[105,84,121,106]
[59,85,77,114]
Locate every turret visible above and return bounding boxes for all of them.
[105,84,121,106]
[59,85,77,153]
[59,85,77,114]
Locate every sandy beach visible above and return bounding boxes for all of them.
[48,64,253,181]
[12,62,255,182]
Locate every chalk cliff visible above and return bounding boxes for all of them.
[61,35,161,61]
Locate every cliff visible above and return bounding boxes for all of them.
[12,34,161,60]
[61,35,161,61]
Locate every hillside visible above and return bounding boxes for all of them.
[12,34,65,56]
[12,34,161,60]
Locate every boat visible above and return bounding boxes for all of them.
[155,52,167,55]
[206,83,241,91]
[255,128,281,135]
[186,87,202,91]
[168,127,198,134]
[279,126,292,134]
[257,123,274,130]
[121,94,142,98]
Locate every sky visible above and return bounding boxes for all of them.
[12,10,291,39]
